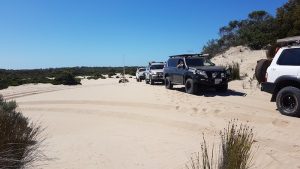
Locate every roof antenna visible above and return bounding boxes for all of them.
[123,55,126,85]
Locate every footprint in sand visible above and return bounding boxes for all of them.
[293,145,300,152]
[175,106,180,110]
[202,108,207,112]
[192,107,198,113]
[214,109,221,114]
[272,119,289,127]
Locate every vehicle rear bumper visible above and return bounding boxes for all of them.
[261,82,275,94]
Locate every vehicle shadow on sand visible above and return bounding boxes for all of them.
[173,87,247,97]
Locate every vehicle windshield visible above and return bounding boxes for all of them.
[150,65,164,69]
[185,58,214,67]
[139,68,146,71]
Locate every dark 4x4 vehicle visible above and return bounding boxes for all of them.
[164,54,229,94]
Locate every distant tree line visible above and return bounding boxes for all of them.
[202,0,300,57]
[0,66,137,90]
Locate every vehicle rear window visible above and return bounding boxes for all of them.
[139,68,145,71]
[277,48,300,66]
[167,59,178,67]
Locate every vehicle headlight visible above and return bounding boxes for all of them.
[212,72,218,78]
[221,73,226,78]
[196,70,208,78]
[150,71,155,75]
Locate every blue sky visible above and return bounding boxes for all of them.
[0,0,287,69]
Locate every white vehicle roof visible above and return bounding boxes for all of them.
[149,62,164,66]
[281,46,300,50]
[277,36,300,43]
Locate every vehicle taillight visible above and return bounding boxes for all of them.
[264,72,268,82]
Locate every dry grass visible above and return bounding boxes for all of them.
[0,95,45,168]
[228,62,241,80]
[219,120,254,169]
[185,120,255,169]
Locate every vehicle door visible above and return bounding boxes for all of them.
[166,58,177,82]
[268,48,300,82]
[174,59,185,84]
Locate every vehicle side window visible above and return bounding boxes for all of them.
[167,59,178,67]
[277,48,300,66]
[177,59,185,68]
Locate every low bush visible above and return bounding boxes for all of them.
[52,72,81,85]
[0,79,9,90]
[0,95,44,168]
[87,73,106,80]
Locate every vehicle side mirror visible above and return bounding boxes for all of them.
[177,65,185,69]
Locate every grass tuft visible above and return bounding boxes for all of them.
[0,95,45,168]
[228,63,241,80]
[185,120,255,169]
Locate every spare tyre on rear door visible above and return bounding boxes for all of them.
[255,59,271,83]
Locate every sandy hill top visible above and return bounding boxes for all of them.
[211,46,267,89]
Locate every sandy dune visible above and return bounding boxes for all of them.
[1,77,300,169]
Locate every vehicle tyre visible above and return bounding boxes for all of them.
[276,86,300,117]
[165,77,173,89]
[136,78,139,82]
[185,78,198,94]
[145,79,149,84]
[150,77,154,85]
[216,84,228,92]
[255,59,271,83]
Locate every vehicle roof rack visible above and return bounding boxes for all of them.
[277,36,300,45]
[169,53,209,58]
[148,61,164,65]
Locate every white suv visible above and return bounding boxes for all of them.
[261,45,300,117]
[145,62,165,85]
[136,67,146,82]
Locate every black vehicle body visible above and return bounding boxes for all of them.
[164,54,229,92]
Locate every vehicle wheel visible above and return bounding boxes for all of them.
[216,84,228,92]
[255,59,271,84]
[145,79,149,84]
[150,77,154,85]
[276,86,300,117]
[136,78,139,82]
[185,79,198,94]
[165,77,173,89]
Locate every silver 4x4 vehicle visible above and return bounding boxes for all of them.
[136,67,146,82]
[261,36,300,117]
[145,62,165,85]
[163,54,229,94]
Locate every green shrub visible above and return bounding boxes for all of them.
[0,79,9,90]
[0,95,44,168]
[52,72,81,85]
[87,73,106,80]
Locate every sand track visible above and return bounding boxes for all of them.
[1,79,300,169]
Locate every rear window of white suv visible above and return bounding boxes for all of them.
[277,48,300,66]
